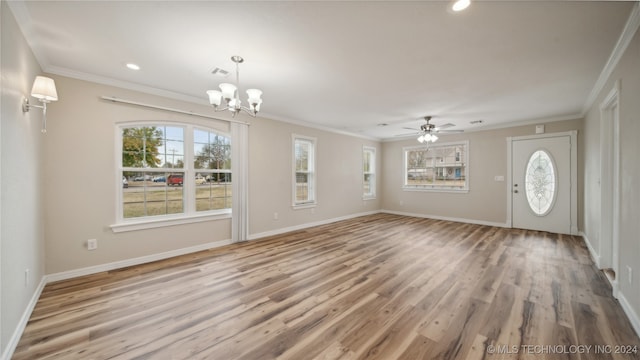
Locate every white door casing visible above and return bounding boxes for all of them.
[599,81,620,297]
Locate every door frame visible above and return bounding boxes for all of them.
[599,81,620,297]
[506,130,578,234]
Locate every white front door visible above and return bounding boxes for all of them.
[511,134,573,234]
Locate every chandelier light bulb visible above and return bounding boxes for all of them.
[250,99,262,114]
[218,83,237,103]
[206,90,222,107]
[246,89,263,104]
[229,98,240,110]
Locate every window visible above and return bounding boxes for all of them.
[121,125,185,218]
[293,135,316,207]
[403,141,469,192]
[118,123,231,224]
[194,129,232,212]
[363,146,376,199]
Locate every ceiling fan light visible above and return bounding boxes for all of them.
[417,135,425,143]
[206,90,222,107]
[219,83,237,102]
[452,0,470,12]
[431,134,439,142]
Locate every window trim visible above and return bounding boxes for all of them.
[402,140,470,193]
[111,212,231,233]
[363,146,376,200]
[292,134,317,209]
[113,122,232,232]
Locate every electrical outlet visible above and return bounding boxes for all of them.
[627,266,633,284]
[25,269,30,287]
[87,238,98,251]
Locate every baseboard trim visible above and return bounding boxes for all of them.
[45,239,233,283]
[1,276,47,360]
[247,210,381,240]
[579,231,601,268]
[380,209,509,228]
[618,290,640,337]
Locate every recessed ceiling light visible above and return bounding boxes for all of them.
[126,63,140,71]
[452,0,471,12]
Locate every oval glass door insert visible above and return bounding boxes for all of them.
[525,150,556,216]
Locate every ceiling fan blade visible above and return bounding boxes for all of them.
[395,132,420,137]
[435,123,456,130]
[436,129,464,133]
[402,127,420,131]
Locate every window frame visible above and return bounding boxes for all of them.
[193,126,233,213]
[363,146,376,200]
[292,134,317,209]
[402,140,469,193]
[112,122,231,233]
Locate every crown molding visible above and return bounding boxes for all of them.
[381,113,583,142]
[45,65,209,106]
[261,112,381,142]
[582,2,640,116]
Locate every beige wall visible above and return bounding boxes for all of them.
[248,118,381,236]
[41,75,381,274]
[583,25,640,322]
[0,1,46,353]
[43,76,233,274]
[3,0,636,351]
[381,119,583,227]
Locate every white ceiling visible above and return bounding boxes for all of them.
[8,1,635,140]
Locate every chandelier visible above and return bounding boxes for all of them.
[206,56,263,117]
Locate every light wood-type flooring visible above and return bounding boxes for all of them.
[13,214,640,359]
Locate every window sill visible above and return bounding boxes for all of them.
[402,186,469,194]
[292,202,317,210]
[362,196,377,201]
[111,211,231,233]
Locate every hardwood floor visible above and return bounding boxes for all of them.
[13,214,640,359]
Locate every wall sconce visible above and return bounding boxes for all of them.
[22,76,58,133]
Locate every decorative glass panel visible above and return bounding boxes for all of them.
[525,150,556,216]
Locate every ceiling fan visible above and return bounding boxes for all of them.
[398,116,463,143]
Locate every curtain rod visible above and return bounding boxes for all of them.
[100,96,250,126]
